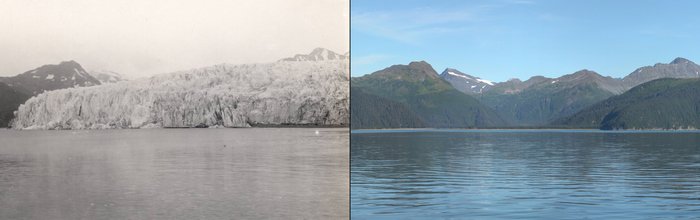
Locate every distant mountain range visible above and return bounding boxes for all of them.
[352,57,700,130]
[477,69,622,126]
[280,48,348,62]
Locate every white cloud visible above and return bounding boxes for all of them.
[351,2,531,45]
[352,7,479,44]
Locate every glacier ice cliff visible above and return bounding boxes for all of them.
[11,60,349,129]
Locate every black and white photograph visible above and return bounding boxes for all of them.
[0,0,348,219]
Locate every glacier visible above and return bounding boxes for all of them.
[11,60,349,129]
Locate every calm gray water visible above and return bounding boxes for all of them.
[0,128,348,220]
[351,129,700,219]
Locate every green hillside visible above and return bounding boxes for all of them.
[555,78,700,130]
[351,61,506,129]
[350,88,426,129]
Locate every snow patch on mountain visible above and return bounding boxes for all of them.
[447,71,472,80]
[476,78,494,85]
[439,68,495,94]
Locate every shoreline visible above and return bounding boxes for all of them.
[350,127,700,133]
[249,123,348,128]
[1,124,349,130]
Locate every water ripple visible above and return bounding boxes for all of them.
[352,130,700,219]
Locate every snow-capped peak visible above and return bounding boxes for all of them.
[89,70,127,84]
[439,68,496,94]
[311,48,330,58]
[279,48,348,62]
[441,69,494,85]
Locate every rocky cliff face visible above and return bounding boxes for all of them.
[11,60,348,129]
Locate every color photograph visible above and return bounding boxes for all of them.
[351,0,700,219]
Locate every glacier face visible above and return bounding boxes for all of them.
[12,60,349,129]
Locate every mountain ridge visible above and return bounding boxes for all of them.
[279,48,348,62]
[357,57,700,129]
[0,60,102,127]
[351,60,506,129]
[0,60,101,95]
[442,58,700,126]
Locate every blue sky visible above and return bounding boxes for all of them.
[351,0,700,82]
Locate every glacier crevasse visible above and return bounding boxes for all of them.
[11,60,349,129]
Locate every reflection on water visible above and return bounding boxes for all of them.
[0,128,348,220]
[351,130,700,219]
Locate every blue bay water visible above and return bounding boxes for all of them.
[0,128,348,220]
[351,129,700,219]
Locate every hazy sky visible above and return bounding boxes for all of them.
[0,0,349,78]
[352,0,700,81]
